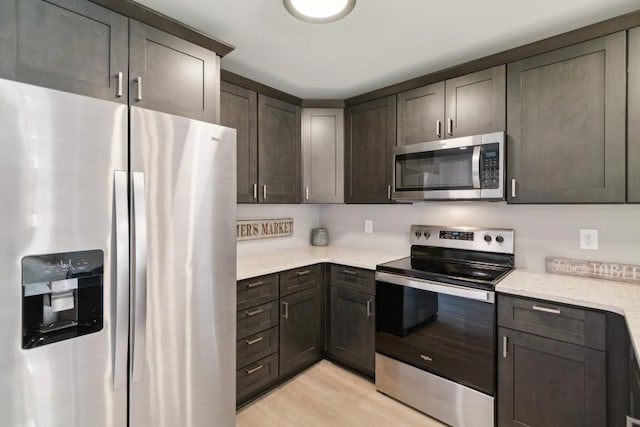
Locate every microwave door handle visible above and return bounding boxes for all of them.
[472,146,481,189]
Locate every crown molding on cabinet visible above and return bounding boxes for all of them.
[221,70,303,106]
[89,0,235,57]
[302,99,346,108]
[345,9,640,106]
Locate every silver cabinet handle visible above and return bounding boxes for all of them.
[503,336,508,358]
[387,184,391,200]
[253,183,258,200]
[341,269,357,276]
[447,117,453,135]
[131,171,148,384]
[245,364,264,375]
[305,187,309,200]
[511,179,517,198]
[263,184,267,200]
[296,270,311,277]
[627,415,640,427]
[436,119,442,137]
[113,171,129,390]
[246,280,265,289]
[532,305,561,315]
[116,72,123,98]
[283,301,289,319]
[246,308,264,317]
[366,300,373,317]
[135,76,142,101]
[420,354,432,362]
[245,336,264,346]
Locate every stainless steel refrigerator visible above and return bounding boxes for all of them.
[0,77,236,426]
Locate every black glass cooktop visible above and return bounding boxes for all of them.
[377,246,514,291]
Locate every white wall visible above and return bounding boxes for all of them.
[319,203,640,271]
[237,204,320,255]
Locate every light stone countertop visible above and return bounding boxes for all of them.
[237,245,406,281]
[497,269,640,358]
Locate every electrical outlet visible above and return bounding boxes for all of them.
[580,229,598,250]
[364,220,373,234]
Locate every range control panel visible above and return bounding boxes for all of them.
[410,225,515,254]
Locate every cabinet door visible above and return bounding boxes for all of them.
[129,20,219,122]
[498,327,606,427]
[445,65,505,138]
[279,286,323,377]
[0,0,128,102]
[397,82,445,145]
[221,82,258,203]
[507,32,626,203]
[329,286,374,375]
[258,94,302,204]
[345,95,397,203]
[629,27,640,203]
[301,108,344,203]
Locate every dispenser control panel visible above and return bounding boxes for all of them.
[22,250,104,349]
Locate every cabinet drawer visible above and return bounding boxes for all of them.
[280,264,322,297]
[498,295,605,351]
[237,273,279,310]
[236,353,279,402]
[237,301,279,340]
[237,326,278,369]
[331,264,375,294]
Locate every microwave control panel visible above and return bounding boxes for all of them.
[480,143,500,189]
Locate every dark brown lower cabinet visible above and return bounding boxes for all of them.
[279,285,323,378]
[498,327,606,427]
[328,286,375,375]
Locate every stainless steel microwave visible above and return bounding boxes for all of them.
[392,132,505,201]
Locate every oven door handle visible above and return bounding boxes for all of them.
[472,145,481,189]
[375,271,495,304]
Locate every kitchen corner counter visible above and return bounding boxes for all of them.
[237,246,406,281]
[497,269,640,357]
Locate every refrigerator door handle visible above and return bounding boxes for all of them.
[113,171,130,390]
[131,171,148,384]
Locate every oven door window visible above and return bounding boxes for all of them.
[395,147,475,191]
[376,281,495,395]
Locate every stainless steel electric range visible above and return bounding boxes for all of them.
[375,225,515,427]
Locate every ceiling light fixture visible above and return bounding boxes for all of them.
[283,0,356,24]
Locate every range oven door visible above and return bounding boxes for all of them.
[375,271,496,395]
[392,131,504,201]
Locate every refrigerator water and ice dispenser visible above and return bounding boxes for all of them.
[21,250,104,349]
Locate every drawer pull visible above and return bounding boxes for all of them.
[532,305,561,315]
[246,308,264,317]
[503,335,508,358]
[246,280,265,289]
[366,300,373,317]
[296,270,311,277]
[282,301,289,319]
[341,269,358,276]
[245,336,264,346]
[245,364,264,375]
[420,354,432,362]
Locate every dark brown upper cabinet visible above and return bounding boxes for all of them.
[129,20,219,123]
[345,95,397,203]
[220,82,258,203]
[396,65,505,145]
[258,94,301,204]
[507,32,626,204]
[629,27,640,203]
[0,0,128,102]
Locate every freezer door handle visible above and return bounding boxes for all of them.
[113,171,129,390]
[131,171,148,384]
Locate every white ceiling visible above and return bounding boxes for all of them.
[136,0,639,99]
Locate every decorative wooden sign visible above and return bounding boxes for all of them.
[236,218,294,241]
[546,256,640,284]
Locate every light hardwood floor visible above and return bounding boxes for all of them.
[236,360,446,427]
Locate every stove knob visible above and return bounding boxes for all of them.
[496,235,504,243]
[415,230,422,238]
[424,232,431,239]
[484,235,492,243]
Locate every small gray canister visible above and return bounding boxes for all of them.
[311,228,329,246]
